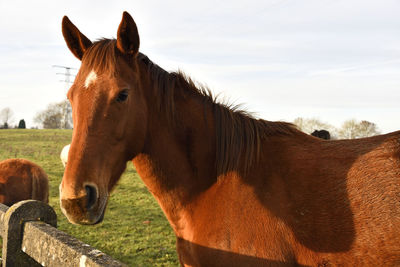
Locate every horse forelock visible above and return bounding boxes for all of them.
[80,39,118,77]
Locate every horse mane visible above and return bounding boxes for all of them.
[83,39,298,175]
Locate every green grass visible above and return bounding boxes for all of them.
[0,129,179,266]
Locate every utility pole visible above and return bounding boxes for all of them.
[52,65,77,85]
[52,65,76,129]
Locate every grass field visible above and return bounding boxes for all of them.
[0,129,179,266]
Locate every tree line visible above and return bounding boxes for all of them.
[1,100,72,130]
[293,117,380,139]
[1,102,382,139]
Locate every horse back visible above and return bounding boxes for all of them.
[254,130,400,265]
[182,131,400,266]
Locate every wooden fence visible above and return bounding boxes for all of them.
[0,200,126,266]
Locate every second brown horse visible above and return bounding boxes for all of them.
[0,158,49,206]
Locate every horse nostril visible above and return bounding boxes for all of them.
[85,185,97,210]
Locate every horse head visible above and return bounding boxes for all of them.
[60,12,147,224]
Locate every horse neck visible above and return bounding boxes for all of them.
[132,59,218,233]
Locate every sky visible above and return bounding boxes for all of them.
[0,0,399,133]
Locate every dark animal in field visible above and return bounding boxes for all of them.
[0,159,49,206]
[311,129,331,140]
[59,11,400,266]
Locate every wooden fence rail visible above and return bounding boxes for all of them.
[0,200,126,267]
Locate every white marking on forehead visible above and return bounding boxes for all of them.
[84,70,97,88]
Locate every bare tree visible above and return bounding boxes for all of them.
[337,119,359,139]
[337,119,380,139]
[34,100,72,129]
[0,107,14,129]
[358,120,380,137]
[58,100,73,129]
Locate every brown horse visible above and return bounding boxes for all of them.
[0,159,49,206]
[60,12,400,266]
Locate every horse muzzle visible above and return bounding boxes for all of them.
[60,183,107,225]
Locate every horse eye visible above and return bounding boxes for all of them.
[116,89,129,102]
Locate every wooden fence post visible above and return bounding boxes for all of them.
[2,200,57,266]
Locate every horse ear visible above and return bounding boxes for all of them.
[117,11,140,56]
[62,16,92,61]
